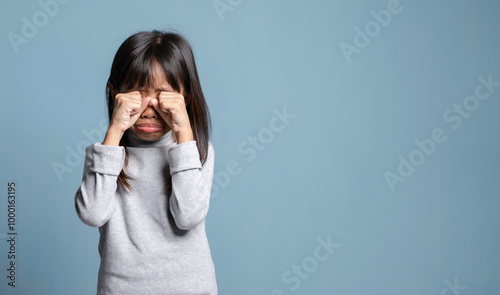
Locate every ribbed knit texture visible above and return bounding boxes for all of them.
[74,128,217,294]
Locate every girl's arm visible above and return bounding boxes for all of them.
[168,140,215,230]
[74,143,125,227]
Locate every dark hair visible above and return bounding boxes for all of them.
[105,29,212,192]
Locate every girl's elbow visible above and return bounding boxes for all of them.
[76,212,103,227]
[75,207,109,228]
[172,211,207,230]
[74,198,112,228]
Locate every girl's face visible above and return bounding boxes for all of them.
[128,85,172,142]
[119,65,182,142]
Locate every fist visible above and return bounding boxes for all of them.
[150,91,192,134]
[110,91,151,133]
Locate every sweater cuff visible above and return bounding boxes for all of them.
[168,141,202,174]
[89,142,125,176]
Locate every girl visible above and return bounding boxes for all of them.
[74,30,217,295]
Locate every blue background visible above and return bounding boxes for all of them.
[1,0,499,294]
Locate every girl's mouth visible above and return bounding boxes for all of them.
[136,124,163,133]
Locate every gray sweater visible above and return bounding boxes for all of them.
[74,128,217,295]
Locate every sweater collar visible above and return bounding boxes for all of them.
[122,129,176,147]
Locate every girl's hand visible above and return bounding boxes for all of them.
[150,92,193,143]
[110,91,152,133]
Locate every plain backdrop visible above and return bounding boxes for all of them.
[1,0,499,294]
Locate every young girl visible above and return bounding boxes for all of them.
[74,30,217,295]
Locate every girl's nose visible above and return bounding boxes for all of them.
[141,100,158,118]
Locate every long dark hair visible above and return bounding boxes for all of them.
[105,30,212,192]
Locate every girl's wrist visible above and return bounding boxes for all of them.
[175,128,194,144]
[103,127,124,146]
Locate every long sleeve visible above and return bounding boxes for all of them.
[74,142,125,228]
[168,140,215,230]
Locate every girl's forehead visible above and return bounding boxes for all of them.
[126,71,173,91]
[121,61,183,93]
[139,75,172,89]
